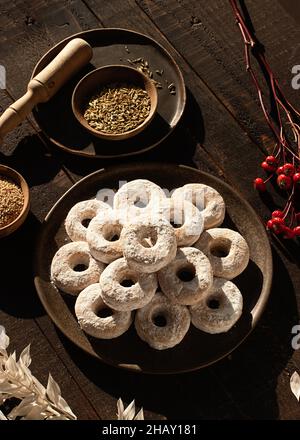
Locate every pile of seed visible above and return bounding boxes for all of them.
[84,83,151,134]
[0,175,24,228]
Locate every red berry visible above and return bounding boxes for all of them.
[282,226,295,239]
[266,219,274,230]
[293,173,300,184]
[283,163,295,176]
[277,174,292,190]
[276,166,284,175]
[293,226,300,236]
[266,155,278,167]
[272,210,284,218]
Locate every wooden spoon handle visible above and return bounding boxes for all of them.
[0,38,92,141]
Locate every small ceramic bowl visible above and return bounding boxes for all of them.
[72,65,158,141]
[0,164,30,238]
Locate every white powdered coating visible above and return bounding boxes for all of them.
[154,198,204,246]
[172,183,225,230]
[135,292,190,350]
[190,277,243,334]
[113,179,166,221]
[65,199,111,242]
[50,241,105,295]
[87,210,124,264]
[100,257,158,311]
[195,228,249,279]
[75,284,133,339]
[122,216,177,273]
[158,247,213,305]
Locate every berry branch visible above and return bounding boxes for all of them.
[229,0,300,239]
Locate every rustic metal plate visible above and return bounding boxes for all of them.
[34,163,272,374]
[31,28,186,158]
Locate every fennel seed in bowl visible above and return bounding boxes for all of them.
[83,83,151,134]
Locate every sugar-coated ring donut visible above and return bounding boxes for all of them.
[172,183,225,230]
[86,210,124,264]
[158,247,213,305]
[122,216,177,273]
[113,179,166,222]
[75,284,133,339]
[155,198,204,246]
[190,277,243,334]
[195,228,249,279]
[135,292,190,350]
[65,199,111,242]
[100,257,158,311]
[51,241,105,295]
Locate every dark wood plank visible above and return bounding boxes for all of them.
[84,0,286,215]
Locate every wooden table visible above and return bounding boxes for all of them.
[1,0,300,420]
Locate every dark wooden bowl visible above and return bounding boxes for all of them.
[34,163,272,374]
[72,65,158,141]
[0,164,30,238]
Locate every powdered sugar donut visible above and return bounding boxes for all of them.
[172,184,225,230]
[158,247,213,305]
[113,179,166,222]
[122,216,177,273]
[51,241,105,295]
[75,284,133,339]
[155,198,204,246]
[65,199,111,242]
[86,210,124,264]
[190,277,243,334]
[100,257,158,311]
[135,292,190,350]
[195,228,249,279]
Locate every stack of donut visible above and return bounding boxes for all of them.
[50,179,250,350]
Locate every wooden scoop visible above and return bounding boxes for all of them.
[0,38,93,141]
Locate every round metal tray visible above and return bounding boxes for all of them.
[34,163,272,374]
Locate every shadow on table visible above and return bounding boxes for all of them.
[58,247,298,420]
